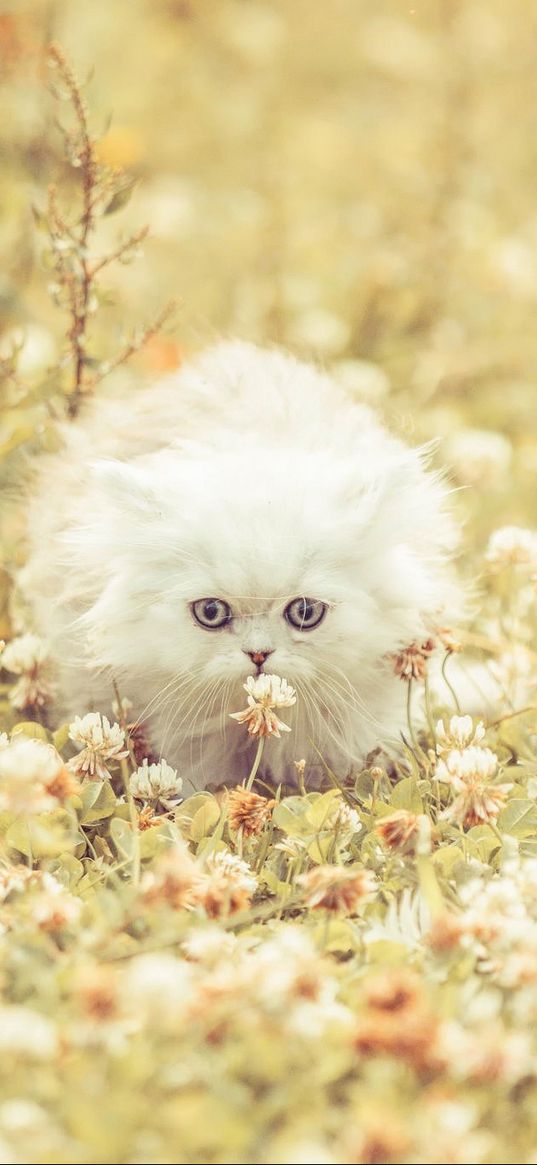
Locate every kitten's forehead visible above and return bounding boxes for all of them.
[159,444,386,601]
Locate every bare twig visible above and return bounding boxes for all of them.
[41,42,179,419]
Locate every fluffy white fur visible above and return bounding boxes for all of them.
[21,342,458,791]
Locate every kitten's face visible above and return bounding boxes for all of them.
[85,444,450,753]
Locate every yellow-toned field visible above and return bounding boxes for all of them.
[1,5,537,1163]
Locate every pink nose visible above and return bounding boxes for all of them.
[246,650,273,667]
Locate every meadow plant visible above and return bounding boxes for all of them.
[1,28,537,1165]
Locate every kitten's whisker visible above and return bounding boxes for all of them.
[157,677,208,761]
[133,667,206,728]
[300,678,349,755]
[317,664,383,728]
[191,678,222,781]
[162,677,213,756]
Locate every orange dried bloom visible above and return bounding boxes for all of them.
[44,765,80,802]
[227,785,275,837]
[195,851,257,919]
[344,1122,411,1165]
[141,845,201,910]
[392,638,436,682]
[75,966,119,1021]
[137,804,161,831]
[353,1010,438,1070]
[364,969,423,1014]
[375,809,423,853]
[426,911,468,954]
[299,864,376,914]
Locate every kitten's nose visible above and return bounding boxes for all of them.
[245,649,274,669]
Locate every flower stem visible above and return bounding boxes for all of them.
[406,679,420,753]
[120,758,140,887]
[441,651,461,713]
[424,674,435,737]
[246,737,265,791]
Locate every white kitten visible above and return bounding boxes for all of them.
[21,342,458,790]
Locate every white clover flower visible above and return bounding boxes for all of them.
[67,712,128,780]
[129,759,183,804]
[435,715,486,755]
[0,1007,58,1058]
[122,953,194,1021]
[485,525,537,572]
[436,745,511,829]
[327,798,362,837]
[196,850,258,917]
[29,872,82,932]
[243,674,296,707]
[8,673,56,713]
[436,745,499,786]
[0,737,68,815]
[287,996,354,1041]
[0,865,33,903]
[1,634,54,712]
[1,634,48,675]
[249,926,330,1009]
[0,733,8,750]
[182,926,238,964]
[205,849,258,894]
[230,673,297,738]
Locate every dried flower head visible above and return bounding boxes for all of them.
[129,759,183,805]
[354,1004,438,1072]
[435,715,486,755]
[426,911,469,954]
[364,968,423,1013]
[196,850,257,918]
[67,712,128,780]
[298,864,376,914]
[392,638,436,682]
[375,809,429,854]
[141,843,201,910]
[137,805,160,831]
[229,673,296,738]
[74,965,119,1022]
[227,785,275,837]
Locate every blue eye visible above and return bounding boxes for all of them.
[284,597,327,631]
[192,598,232,629]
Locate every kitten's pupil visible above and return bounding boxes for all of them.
[284,596,327,630]
[192,597,231,629]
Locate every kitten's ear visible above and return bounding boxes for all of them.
[89,460,160,516]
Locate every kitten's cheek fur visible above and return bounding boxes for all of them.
[20,340,461,789]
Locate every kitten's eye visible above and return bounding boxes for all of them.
[191,598,232,630]
[284,597,327,631]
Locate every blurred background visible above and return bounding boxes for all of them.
[1,0,536,576]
